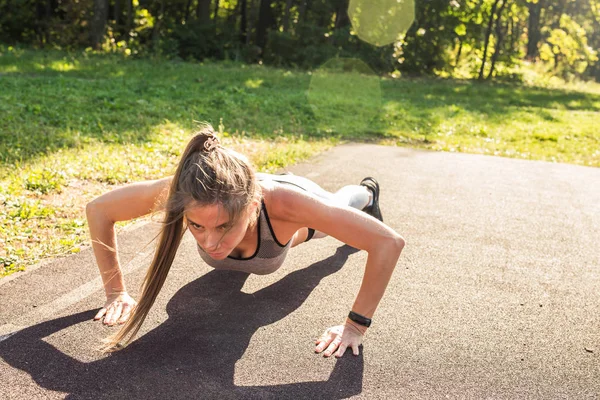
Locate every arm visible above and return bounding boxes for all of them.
[85,177,172,306]
[271,185,405,354]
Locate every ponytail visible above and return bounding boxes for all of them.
[100,124,237,352]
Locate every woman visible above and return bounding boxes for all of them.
[86,124,405,358]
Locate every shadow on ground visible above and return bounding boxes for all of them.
[0,245,363,399]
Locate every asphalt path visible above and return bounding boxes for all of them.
[1,144,599,399]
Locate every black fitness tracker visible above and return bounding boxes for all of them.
[348,311,372,327]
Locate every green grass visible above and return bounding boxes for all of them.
[1,47,599,277]
[379,80,600,164]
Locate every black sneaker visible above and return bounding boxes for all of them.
[360,177,383,222]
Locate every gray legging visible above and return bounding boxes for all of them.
[255,173,371,240]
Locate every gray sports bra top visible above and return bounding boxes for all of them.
[196,197,293,275]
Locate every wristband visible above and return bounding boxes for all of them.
[348,311,372,327]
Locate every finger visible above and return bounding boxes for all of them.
[315,334,334,353]
[117,304,131,323]
[323,339,341,357]
[94,308,107,320]
[103,306,115,325]
[106,303,123,325]
[352,344,360,356]
[111,302,124,325]
[334,343,348,358]
[315,332,329,345]
[117,304,133,324]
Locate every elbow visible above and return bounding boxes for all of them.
[86,198,112,225]
[388,234,405,261]
[394,234,406,252]
[371,234,405,261]
[85,200,100,227]
[85,199,99,220]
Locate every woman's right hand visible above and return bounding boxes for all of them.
[94,292,137,326]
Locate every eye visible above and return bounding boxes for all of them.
[189,221,203,230]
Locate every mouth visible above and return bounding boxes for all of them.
[207,250,225,258]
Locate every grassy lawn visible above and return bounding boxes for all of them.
[1,48,599,277]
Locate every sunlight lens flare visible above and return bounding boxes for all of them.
[349,0,415,47]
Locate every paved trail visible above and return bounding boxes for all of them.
[1,144,599,399]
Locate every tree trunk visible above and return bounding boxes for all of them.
[90,0,109,49]
[508,13,515,51]
[35,0,48,45]
[487,0,509,79]
[298,0,308,25]
[282,0,294,32]
[213,0,220,27]
[184,0,192,23]
[152,0,165,48]
[478,0,501,80]
[334,0,350,29]
[245,0,258,45]
[125,0,133,41]
[196,0,212,24]
[42,0,55,44]
[240,0,248,43]
[226,0,239,26]
[114,0,121,26]
[316,2,332,28]
[590,3,600,81]
[526,0,543,60]
[256,0,275,50]
[45,0,52,18]
[455,37,463,68]
[298,0,308,24]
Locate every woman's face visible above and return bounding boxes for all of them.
[185,202,257,260]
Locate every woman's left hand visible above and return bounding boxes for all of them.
[315,321,365,358]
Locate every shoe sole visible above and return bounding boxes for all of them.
[360,177,383,222]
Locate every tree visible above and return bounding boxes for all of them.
[256,0,276,50]
[241,0,248,42]
[197,0,212,24]
[526,0,544,59]
[478,0,501,80]
[91,0,109,49]
[333,0,350,29]
[398,0,461,75]
[487,0,509,78]
[282,0,294,32]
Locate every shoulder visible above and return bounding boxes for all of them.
[261,179,330,225]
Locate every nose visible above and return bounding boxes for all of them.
[199,231,221,252]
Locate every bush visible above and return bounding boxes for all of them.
[263,23,397,73]
[166,20,244,62]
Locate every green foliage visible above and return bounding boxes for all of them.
[0,0,92,48]
[396,0,461,75]
[6,199,54,220]
[1,0,599,81]
[166,21,235,61]
[539,15,598,80]
[0,254,25,275]
[265,23,396,73]
[264,23,338,68]
[24,168,66,194]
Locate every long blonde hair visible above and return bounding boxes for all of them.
[101,124,261,351]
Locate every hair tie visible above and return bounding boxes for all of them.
[203,135,220,152]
